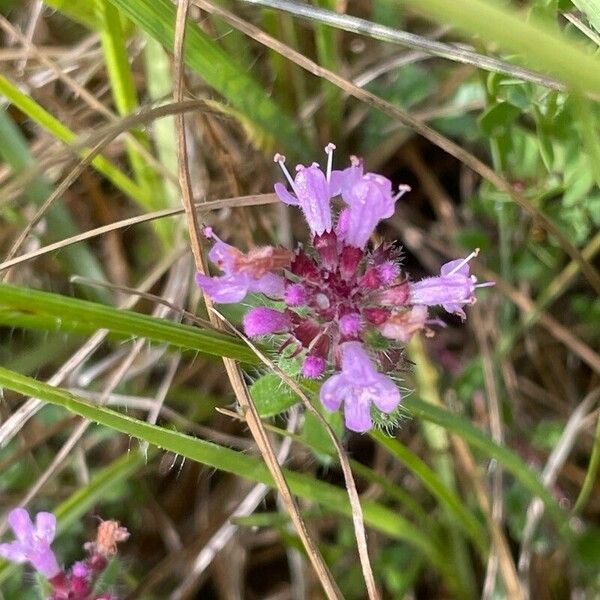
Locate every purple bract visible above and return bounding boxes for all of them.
[196,145,493,432]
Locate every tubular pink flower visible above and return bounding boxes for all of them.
[196,237,287,304]
[196,272,284,304]
[243,307,291,338]
[0,508,60,579]
[320,342,401,432]
[274,146,340,236]
[336,158,410,248]
[409,250,494,319]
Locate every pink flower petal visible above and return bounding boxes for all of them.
[320,374,346,412]
[195,273,249,304]
[8,508,33,541]
[0,541,27,563]
[34,512,56,544]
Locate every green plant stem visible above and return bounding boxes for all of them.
[573,410,600,514]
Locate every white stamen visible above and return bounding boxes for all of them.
[393,184,411,202]
[475,281,495,289]
[350,155,360,167]
[325,143,336,182]
[274,153,296,189]
[446,248,480,277]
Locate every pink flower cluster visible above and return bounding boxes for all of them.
[0,508,128,600]
[197,145,493,432]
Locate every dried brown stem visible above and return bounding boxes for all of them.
[172,3,341,597]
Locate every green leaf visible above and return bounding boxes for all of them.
[301,403,344,465]
[0,283,258,364]
[478,101,521,137]
[250,373,298,417]
[105,0,309,157]
[537,123,555,172]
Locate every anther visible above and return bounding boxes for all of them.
[393,184,411,202]
[446,248,480,277]
[274,153,296,188]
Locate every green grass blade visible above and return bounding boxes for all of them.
[372,431,488,555]
[573,411,600,514]
[313,0,343,139]
[104,0,309,157]
[142,36,180,209]
[95,0,139,117]
[42,0,99,29]
[0,367,450,576]
[571,0,600,35]
[0,283,259,363]
[0,74,153,209]
[95,0,172,244]
[399,0,600,95]
[0,110,111,304]
[403,396,567,532]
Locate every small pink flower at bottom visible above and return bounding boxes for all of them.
[0,508,60,579]
[320,342,401,432]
